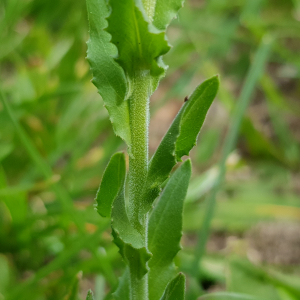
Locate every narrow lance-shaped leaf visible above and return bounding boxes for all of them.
[176,75,219,159]
[95,152,126,218]
[159,273,186,300]
[106,0,170,91]
[86,0,131,147]
[142,76,219,213]
[148,160,191,300]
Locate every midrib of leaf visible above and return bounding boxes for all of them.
[107,0,170,81]
[167,281,180,296]
[132,6,143,63]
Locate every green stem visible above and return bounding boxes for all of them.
[130,271,148,300]
[128,71,151,300]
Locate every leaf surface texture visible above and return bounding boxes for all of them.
[95,152,126,218]
[148,160,191,300]
[86,0,131,146]
[159,273,186,300]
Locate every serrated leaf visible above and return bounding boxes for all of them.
[107,0,170,91]
[111,185,151,281]
[159,273,186,300]
[152,0,185,30]
[148,160,191,300]
[95,152,126,218]
[113,267,130,300]
[86,0,131,147]
[85,290,94,300]
[198,292,259,300]
[176,75,219,159]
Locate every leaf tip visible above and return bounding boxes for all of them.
[209,74,220,87]
[86,289,94,300]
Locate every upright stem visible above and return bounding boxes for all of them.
[128,71,150,300]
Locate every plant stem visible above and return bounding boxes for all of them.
[130,271,148,300]
[128,71,151,300]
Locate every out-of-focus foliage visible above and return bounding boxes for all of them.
[0,0,299,299]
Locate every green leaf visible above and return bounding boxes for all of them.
[113,268,130,300]
[227,259,282,300]
[148,160,191,300]
[152,0,185,30]
[95,152,126,218]
[142,76,218,213]
[142,105,185,212]
[0,254,10,295]
[159,273,186,300]
[176,75,219,160]
[112,189,151,278]
[107,0,170,90]
[111,186,151,294]
[198,293,259,300]
[85,290,94,300]
[86,0,131,147]
[67,272,82,300]
[0,142,13,162]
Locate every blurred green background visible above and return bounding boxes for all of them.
[0,0,300,299]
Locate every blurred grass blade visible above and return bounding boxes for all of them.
[0,143,13,162]
[260,75,300,165]
[198,292,259,300]
[192,36,273,280]
[0,254,10,296]
[67,272,82,300]
[0,90,54,182]
[0,89,84,227]
[6,225,106,300]
[95,275,106,300]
